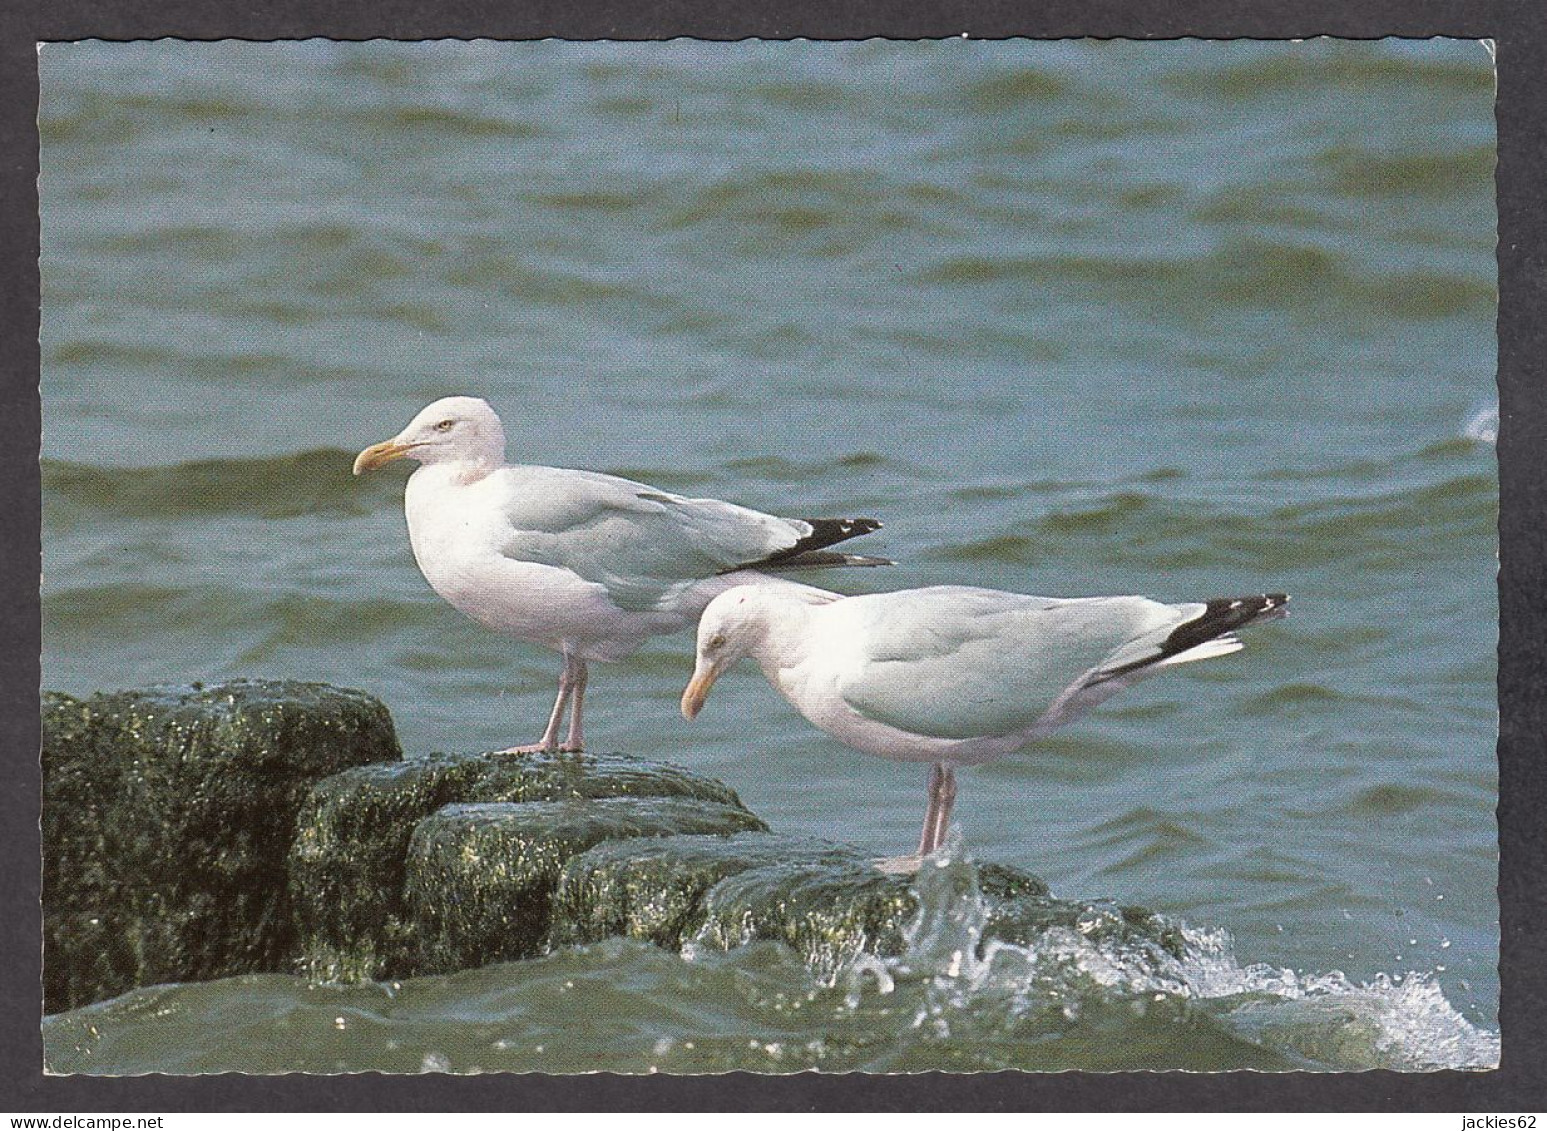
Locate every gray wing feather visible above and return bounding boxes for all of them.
[494,466,808,612]
[836,587,1191,739]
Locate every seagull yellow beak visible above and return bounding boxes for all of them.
[680,663,721,720]
[352,439,420,476]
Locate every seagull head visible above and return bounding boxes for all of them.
[352,396,507,476]
[681,587,769,720]
[682,582,835,719]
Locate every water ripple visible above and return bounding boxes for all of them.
[43,451,380,524]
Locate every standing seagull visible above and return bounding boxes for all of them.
[353,396,887,753]
[681,582,1287,867]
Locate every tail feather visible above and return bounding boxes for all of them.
[729,517,886,573]
[762,550,894,570]
[1099,593,1288,682]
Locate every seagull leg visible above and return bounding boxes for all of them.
[499,657,574,755]
[560,657,588,753]
[876,762,948,874]
[916,762,947,857]
[925,764,958,857]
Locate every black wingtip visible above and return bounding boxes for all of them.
[1180,594,1290,640]
[1165,593,1290,648]
[764,550,894,570]
[1102,592,1289,681]
[735,516,884,572]
[799,516,882,537]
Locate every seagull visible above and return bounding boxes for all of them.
[681,582,1287,868]
[353,396,888,754]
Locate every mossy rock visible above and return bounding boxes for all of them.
[289,749,758,981]
[553,831,1177,983]
[555,829,922,976]
[551,831,819,949]
[976,864,1188,962]
[42,676,1178,1006]
[553,829,928,977]
[693,846,923,978]
[42,680,399,1014]
[402,797,767,974]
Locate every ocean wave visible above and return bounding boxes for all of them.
[825,844,1498,1072]
[1269,473,1495,540]
[1345,782,1452,816]
[350,103,546,140]
[1241,681,1430,714]
[442,252,674,312]
[924,472,1493,571]
[911,237,1494,322]
[40,88,257,145]
[960,67,1068,109]
[1077,806,1217,872]
[931,532,1044,565]
[41,448,919,527]
[1260,440,1476,482]
[723,450,907,483]
[43,450,390,523]
[42,582,437,644]
[1160,50,1493,99]
[1313,143,1496,199]
[656,168,951,246]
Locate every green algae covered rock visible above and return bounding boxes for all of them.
[553,831,916,975]
[42,680,399,1014]
[43,678,1179,1011]
[288,748,759,981]
[550,830,1180,983]
[691,845,922,977]
[403,797,767,973]
[551,831,812,949]
[975,861,1188,961]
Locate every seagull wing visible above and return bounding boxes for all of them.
[831,587,1198,740]
[489,466,826,612]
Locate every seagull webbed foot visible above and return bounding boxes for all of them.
[497,741,559,756]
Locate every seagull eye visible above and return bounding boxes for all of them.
[708,633,728,651]
[433,419,455,433]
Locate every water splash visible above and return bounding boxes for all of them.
[833,835,1499,1071]
[1462,400,1498,444]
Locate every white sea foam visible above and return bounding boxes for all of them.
[1463,400,1499,444]
[838,837,1500,1071]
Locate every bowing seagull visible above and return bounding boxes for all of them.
[681,581,1287,868]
